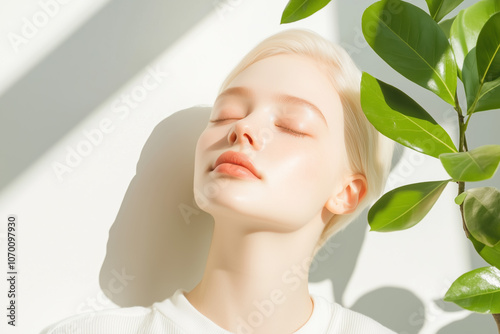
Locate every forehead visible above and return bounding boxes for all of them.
[223,54,343,129]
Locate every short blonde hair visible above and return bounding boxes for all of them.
[217,28,394,258]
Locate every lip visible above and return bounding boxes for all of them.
[212,151,261,179]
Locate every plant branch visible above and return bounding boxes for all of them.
[462,114,471,151]
[455,94,470,239]
[458,181,469,238]
[464,113,472,132]
[454,91,463,117]
[494,314,500,333]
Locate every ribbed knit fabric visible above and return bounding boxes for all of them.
[41,288,395,333]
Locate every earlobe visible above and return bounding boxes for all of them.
[326,174,367,215]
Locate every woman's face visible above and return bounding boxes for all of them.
[193,53,349,231]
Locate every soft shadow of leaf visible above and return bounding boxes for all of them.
[437,313,498,334]
[350,287,425,334]
[433,298,464,312]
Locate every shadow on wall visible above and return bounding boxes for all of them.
[0,0,215,193]
[100,106,213,307]
[437,313,498,333]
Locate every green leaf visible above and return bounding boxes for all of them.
[463,187,500,248]
[455,192,467,205]
[362,0,457,105]
[476,12,500,83]
[425,0,464,22]
[280,0,331,23]
[439,145,500,181]
[450,0,500,77]
[439,16,456,38]
[368,180,449,232]
[463,48,500,113]
[468,76,500,113]
[361,73,458,158]
[444,266,500,313]
[469,233,500,269]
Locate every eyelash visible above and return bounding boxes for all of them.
[210,119,307,138]
[275,125,307,137]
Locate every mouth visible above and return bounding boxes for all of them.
[213,163,260,179]
[211,150,261,180]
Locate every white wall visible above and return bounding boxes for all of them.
[0,0,498,333]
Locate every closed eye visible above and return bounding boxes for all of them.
[276,125,307,137]
[209,118,240,123]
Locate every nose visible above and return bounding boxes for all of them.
[227,117,263,151]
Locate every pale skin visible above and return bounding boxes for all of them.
[186,53,367,334]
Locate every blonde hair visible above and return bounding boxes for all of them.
[217,28,394,258]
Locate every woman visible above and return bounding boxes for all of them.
[42,28,395,334]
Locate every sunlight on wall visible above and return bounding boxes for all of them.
[0,0,112,95]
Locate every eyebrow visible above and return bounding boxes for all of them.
[215,86,328,126]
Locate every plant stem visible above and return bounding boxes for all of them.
[494,314,500,333]
[458,181,469,238]
[455,95,470,239]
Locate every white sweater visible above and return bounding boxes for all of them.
[41,288,395,333]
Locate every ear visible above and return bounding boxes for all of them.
[325,174,367,215]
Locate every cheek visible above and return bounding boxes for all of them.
[261,146,335,224]
[270,142,331,193]
[293,141,344,203]
[195,129,217,162]
[194,132,212,180]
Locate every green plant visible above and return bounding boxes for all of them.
[281,0,500,330]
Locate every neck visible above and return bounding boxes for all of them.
[185,213,326,334]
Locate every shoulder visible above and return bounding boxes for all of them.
[313,294,396,334]
[40,304,183,334]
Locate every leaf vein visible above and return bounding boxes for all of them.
[379,18,454,102]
